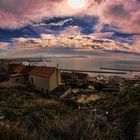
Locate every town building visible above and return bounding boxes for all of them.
[8,64,26,83]
[29,66,61,94]
[6,63,61,94]
[61,72,89,81]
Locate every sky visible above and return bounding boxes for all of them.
[0,0,140,58]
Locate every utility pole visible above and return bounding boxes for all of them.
[56,64,59,86]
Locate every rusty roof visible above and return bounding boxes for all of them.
[29,66,56,78]
[15,65,26,73]
[21,66,36,74]
[8,64,26,74]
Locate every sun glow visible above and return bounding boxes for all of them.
[68,0,86,9]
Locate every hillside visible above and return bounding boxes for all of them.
[0,86,140,140]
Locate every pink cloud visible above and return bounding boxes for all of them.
[0,0,140,55]
[0,0,140,33]
[91,0,140,33]
[0,0,89,29]
[0,42,9,50]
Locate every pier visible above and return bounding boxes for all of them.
[0,58,52,63]
[60,69,127,74]
[100,67,140,72]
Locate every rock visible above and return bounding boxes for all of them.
[77,94,101,104]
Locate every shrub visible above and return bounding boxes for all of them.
[0,123,31,140]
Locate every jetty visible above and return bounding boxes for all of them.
[100,67,140,72]
[60,69,127,74]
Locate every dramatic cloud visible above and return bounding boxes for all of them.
[0,42,9,50]
[0,0,90,29]
[0,0,140,32]
[0,0,140,56]
[90,0,140,33]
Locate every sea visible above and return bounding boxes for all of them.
[26,49,140,78]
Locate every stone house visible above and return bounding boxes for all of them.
[29,66,61,94]
[8,64,26,83]
[7,64,61,94]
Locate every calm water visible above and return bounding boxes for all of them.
[29,49,140,78]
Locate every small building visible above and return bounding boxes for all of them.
[61,72,72,80]
[9,73,25,83]
[29,66,61,94]
[61,72,89,80]
[72,72,89,80]
[6,63,62,94]
[8,63,24,74]
[8,64,26,83]
[21,66,36,84]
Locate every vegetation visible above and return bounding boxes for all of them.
[0,86,140,140]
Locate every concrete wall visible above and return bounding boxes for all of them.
[49,69,61,91]
[29,69,61,94]
[10,75,25,83]
[29,75,49,94]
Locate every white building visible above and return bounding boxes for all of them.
[29,66,61,94]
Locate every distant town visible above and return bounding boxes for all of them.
[0,58,140,97]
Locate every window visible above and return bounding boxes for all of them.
[31,77,33,84]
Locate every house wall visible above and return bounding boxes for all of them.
[29,75,49,94]
[10,75,25,83]
[29,69,61,94]
[60,88,71,99]
[49,69,61,91]
[23,75,30,84]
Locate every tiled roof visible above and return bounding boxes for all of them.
[29,67,56,78]
[8,64,25,74]
[14,65,26,73]
[8,64,20,69]
[9,73,23,77]
[8,64,57,78]
[21,66,36,74]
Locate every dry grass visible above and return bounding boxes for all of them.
[0,123,31,140]
[0,86,139,140]
[33,98,60,106]
[77,94,101,104]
